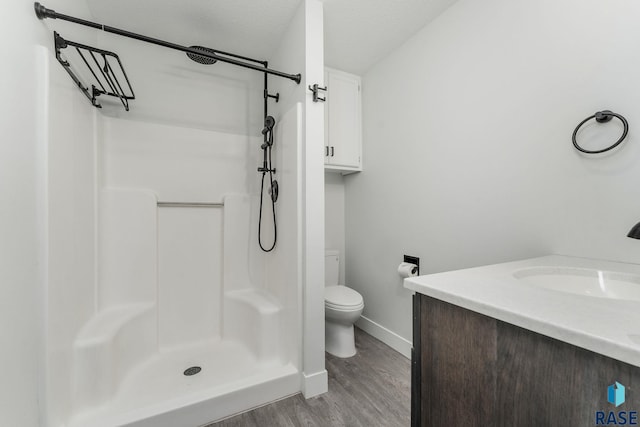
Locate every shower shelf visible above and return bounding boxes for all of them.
[53,31,135,111]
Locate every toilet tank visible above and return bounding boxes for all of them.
[325,249,340,287]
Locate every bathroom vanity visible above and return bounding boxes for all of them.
[405,256,640,427]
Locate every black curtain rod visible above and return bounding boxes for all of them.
[34,2,301,84]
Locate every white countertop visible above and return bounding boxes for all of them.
[404,255,640,368]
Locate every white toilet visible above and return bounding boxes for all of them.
[325,249,364,358]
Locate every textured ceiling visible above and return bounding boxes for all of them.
[85,0,458,76]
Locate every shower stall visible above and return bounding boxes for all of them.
[35,1,326,426]
[68,108,302,427]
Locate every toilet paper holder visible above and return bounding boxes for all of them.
[403,255,420,275]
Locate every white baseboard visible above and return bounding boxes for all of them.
[301,369,328,398]
[356,315,412,359]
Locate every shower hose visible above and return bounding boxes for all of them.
[258,122,277,252]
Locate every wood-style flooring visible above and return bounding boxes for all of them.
[208,327,411,427]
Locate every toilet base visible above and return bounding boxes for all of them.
[325,321,356,358]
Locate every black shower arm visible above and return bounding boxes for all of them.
[34,2,302,84]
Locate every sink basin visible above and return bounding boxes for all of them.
[513,266,640,301]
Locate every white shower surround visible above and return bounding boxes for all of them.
[68,188,300,426]
[40,62,304,424]
[59,103,303,426]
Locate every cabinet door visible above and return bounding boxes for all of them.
[326,70,361,169]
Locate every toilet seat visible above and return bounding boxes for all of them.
[325,286,363,310]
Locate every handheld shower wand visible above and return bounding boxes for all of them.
[262,116,275,135]
[260,116,275,149]
[258,116,276,172]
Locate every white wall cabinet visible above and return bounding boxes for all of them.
[324,67,362,174]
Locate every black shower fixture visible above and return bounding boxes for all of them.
[33,1,302,112]
[262,116,275,135]
[35,1,293,253]
[261,115,276,149]
[186,46,218,65]
[51,31,135,111]
[34,1,300,82]
[258,115,278,252]
[627,222,640,239]
[256,57,280,253]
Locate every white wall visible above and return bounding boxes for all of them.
[262,103,303,367]
[346,0,640,346]
[41,15,100,427]
[325,172,345,284]
[1,1,99,426]
[0,3,45,426]
[44,54,99,427]
[270,0,327,398]
[300,0,327,397]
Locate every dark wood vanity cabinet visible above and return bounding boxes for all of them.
[411,294,640,427]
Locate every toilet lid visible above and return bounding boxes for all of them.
[325,286,363,308]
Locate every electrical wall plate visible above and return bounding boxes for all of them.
[404,255,420,276]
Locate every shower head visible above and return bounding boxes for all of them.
[262,116,275,135]
[186,46,218,65]
[628,221,640,239]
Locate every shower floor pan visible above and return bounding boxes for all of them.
[68,339,298,427]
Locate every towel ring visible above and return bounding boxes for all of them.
[572,110,629,154]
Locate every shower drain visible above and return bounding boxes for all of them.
[183,366,202,376]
